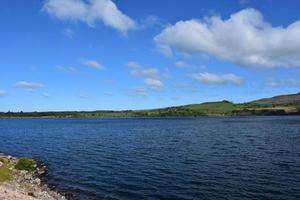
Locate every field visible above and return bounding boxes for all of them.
[0,93,299,118]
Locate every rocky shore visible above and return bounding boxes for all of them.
[0,154,69,200]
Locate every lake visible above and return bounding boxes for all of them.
[0,116,299,200]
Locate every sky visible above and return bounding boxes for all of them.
[1,0,300,112]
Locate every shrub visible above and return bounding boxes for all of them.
[15,157,36,171]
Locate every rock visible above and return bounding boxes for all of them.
[0,154,68,200]
[28,192,35,197]
[33,178,41,185]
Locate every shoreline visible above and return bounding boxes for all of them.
[0,113,299,120]
[0,153,75,200]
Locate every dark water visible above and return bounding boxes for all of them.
[0,117,300,200]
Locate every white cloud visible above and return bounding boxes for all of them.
[126,61,141,69]
[191,72,243,85]
[155,8,300,68]
[175,61,206,70]
[127,61,159,78]
[157,44,173,57]
[56,65,77,73]
[43,92,50,97]
[145,78,164,90]
[0,90,6,97]
[15,81,44,89]
[43,0,136,34]
[174,61,192,68]
[266,78,300,87]
[130,68,159,78]
[139,15,166,29]
[127,61,164,91]
[82,60,104,70]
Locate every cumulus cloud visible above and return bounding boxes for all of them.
[127,61,164,90]
[191,72,243,85]
[82,60,104,70]
[0,90,6,97]
[145,78,164,90]
[127,61,159,78]
[42,0,136,34]
[155,8,300,68]
[15,81,44,89]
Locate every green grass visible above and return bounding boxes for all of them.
[0,96,299,118]
[183,101,241,115]
[15,157,36,171]
[0,158,13,182]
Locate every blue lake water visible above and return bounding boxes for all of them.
[0,116,300,200]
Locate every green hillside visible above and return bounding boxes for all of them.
[182,101,241,115]
[1,93,300,117]
[251,92,300,105]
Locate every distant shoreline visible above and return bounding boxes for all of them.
[1,92,299,118]
[0,114,299,119]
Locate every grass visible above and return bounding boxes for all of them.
[0,156,37,182]
[183,101,241,115]
[15,157,36,171]
[0,157,13,182]
[0,97,298,118]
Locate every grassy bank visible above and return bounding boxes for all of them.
[0,156,36,182]
[0,157,13,182]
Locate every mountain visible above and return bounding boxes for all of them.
[251,93,300,105]
[1,93,300,117]
[139,92,300,116]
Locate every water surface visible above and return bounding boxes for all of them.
[0,116,299,200]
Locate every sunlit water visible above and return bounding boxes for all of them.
[0,116,299,200]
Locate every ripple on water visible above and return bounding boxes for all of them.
[0,116,299,200]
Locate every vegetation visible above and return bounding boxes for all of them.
[0,157,12,182]
[0,93,299,118]
[15,157,36,171]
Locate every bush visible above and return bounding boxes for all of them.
[15,157,36,171]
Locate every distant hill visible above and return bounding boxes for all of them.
[251,93,300,105]
[0,92,300,117]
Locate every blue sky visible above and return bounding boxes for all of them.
[1,0,300,111]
